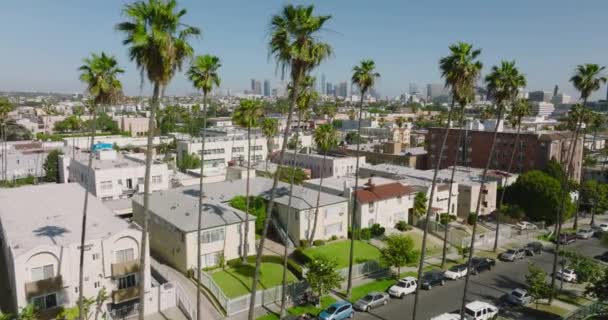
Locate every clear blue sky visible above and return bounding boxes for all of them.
[1,0,607,100]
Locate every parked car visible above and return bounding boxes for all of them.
[555,268,577,282]
[594,251,608,263]
[388,276,417,298]
[500,248,526,261]
[471,257,495,274]
[463,301,499,320]
[598,223,608,232]
[576,229,594,239]
[318,302,354,320]
[516,221,537,230]
[524,242,543,256]
[353,292,389,312]
[444,264,468,280]
[506,288,532,306]
[559,233,577,245]
[420,271,445,290]
[431,314,461,320]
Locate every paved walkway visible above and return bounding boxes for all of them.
[151,258,224,320]
[146,307,189,320]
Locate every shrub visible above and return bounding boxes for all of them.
[186,268,194,278]
[226,258,243,268]
[370,223,386,237]
[330,235,338,241]
[439,214,456,226]
[287,259,304,279]
[348,228,360,240]
[467,213,478,226]
[313,239,326,246]
[300,239,310,248]
[360,228,372,240]
[395,220,411,232]
[293,248,312,265]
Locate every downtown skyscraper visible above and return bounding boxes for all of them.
[263,80,271,97]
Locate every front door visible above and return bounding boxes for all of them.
[126,178,132,189]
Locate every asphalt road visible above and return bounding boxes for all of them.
[353,237,607,320]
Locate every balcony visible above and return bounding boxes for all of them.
[24,275,63,298]
[113,286,140,304]
[111,260,140,278]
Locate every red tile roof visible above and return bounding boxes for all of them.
[354,182,415,204]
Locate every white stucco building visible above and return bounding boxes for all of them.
[354,179,418,228]
[0,184,153,319]
[59,149,169,201]
[275,150,365,179]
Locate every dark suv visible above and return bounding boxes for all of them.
[559,233,577,245]
[471,257,495,274]
[525,242,543,255]
[420,270,445,290]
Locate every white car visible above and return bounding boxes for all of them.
[463,301,499,320]
[598,223,608,232]
[516,221,537,230]
[431,314,461,320]
[556,268,577,282]
[444,264,468,280]
[388,276,417,298]
[506,288,532,305]
[577,229,594,239]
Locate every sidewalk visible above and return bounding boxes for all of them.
[151,258,224,320]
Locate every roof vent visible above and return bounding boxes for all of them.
[185,212,190,216]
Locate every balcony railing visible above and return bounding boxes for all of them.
[111,260,140,278]
[112,286,140,304]
[24,275,63,298]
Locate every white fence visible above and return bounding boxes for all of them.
[337,260,387,279]
[196,270,309,316]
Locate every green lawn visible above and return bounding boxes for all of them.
[255,296,337,320]
[405,231,442,257]
[210,262,297,298]
[555,291,593,307]
[530,303,571,316]
[303,240,382,268]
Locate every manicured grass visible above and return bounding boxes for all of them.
[555,291,592,307]
[530,303,571,316]
[405,231,442,256]
[210,262,297,298]
[303,240,382,268]
[255,296,337,320]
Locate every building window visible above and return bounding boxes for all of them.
[250,145,263,151]
[324,222,343,236]
[232,147,244,153]
[94,281,100,288]
[92,253,99,261]
[368,202,374,213]
[152,175,162,184]
[201,251,223,268]
[200,228,225,244]
[115,248,135,263]
[31,264,54,281]
[203,158,224,168]
[100,181,112,191]
[31,292,58,310]
[118,274,136,289]
[397,196,402,204]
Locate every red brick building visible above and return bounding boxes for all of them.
[426,128,583,181]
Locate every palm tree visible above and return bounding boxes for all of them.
[347,59,380,298]
[261,117,279,170]
[279,75,317,317]
[77,52,123,317]
[116,1,200,317]
[187,54,221,320]
[395,116,405,129]
[413,42,482,320]
[549,64,606,303]
[0,97,14,181]
[459,61,526,318]
[232,99,263,264]
[308,124,339,243]
[492,99,531,251]
[249,5,332,319]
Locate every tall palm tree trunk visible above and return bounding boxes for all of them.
[78,103,98,319]
[549,99,586,304]
[441,101,465,267]
[346,93,366,298]
[196,92,209,320]
[308,152,327,243]
[459,105,504,318]
[138,83,161,320]
[248,77,301,320]
[493,120,523,251]
[242,125,252,263]
[279,113,303,317]
[412,101,455,320]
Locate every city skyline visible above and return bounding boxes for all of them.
[1,0,607,100]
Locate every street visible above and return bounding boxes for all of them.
[353,237,606,320]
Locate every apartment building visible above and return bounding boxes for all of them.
[114,116,150,137]
[0,184,152,319]
[0,141,66,180]
[131,190,256,273]
[64,135,171,151]
[59,149,169,200]
[354,180,417,228]
[426,128,584,181]
[275,150,365,179]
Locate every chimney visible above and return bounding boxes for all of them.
[365,178,375,189]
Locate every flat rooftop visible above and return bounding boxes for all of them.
[73,151,164,170]
[304,175,397,193]
[361,163,505,186]
[0,183,131,257]
[133,191,255,233]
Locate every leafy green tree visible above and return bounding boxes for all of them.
[308,124,339,243]
[43,149,63,183]
[347,59,381,298]
[117,1,200,316]
[580,180,608,225]
[504,170,574,225]
[276,166,307,185]
[414,192,428,217]
[306,255,344,301]
[254,5,333,318]
[18,304,37,320]
[544,158,566,181]
[526,263,551,309]
[380,234,420,278]
[177,153,201,172]
[0,312,11,320]
[560,251,602,284]
[229,196,267,235]
[585,267,608,301]
[233,99,263,262]
[57,296,94,320]
[77,52,123,317]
